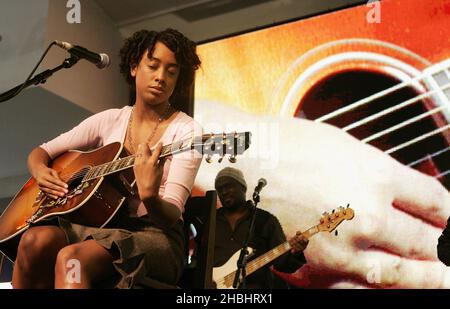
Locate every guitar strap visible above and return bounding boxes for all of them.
[250,208,272,255]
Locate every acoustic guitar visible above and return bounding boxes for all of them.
[0,132,251,261]
[213,206,354,289]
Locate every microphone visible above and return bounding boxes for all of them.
[253,178,267,199]
[54,40,110,69]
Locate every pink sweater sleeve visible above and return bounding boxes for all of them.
[40,109,117,159]
[40,107,201,217]
[161,116,203,213]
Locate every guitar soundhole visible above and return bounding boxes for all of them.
[296,69,449,189]
[66,167,90,191]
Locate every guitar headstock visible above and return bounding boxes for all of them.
[317,204,354,233]
[195,132,252,163]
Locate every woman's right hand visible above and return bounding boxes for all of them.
[33,165,68,199]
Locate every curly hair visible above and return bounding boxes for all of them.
[119,28,201,108]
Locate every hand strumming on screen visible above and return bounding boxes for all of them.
[194,101,450,288]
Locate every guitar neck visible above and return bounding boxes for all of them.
[82,138,193,182]
[81,132,251,183]
[243,225,319,277]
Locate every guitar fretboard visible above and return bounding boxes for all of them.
[244,225,319,276]
[82,138,192,182]
[221,225,319,287]
[80,131,251,183]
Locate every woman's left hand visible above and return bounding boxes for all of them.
[133,143,164,201]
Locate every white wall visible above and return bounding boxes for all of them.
[0,0,129,200]
[0,0,49,92]
[42,0,128,113]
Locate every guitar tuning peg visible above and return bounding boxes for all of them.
[346,203,350,208]
[205,155,212,163]
[335,230,338,236]
[228,155,236,163]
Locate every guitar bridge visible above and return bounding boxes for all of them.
[39,181,91,209]
[33,190,45,207]
[26,209,45,224]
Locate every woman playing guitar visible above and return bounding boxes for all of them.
[12,28,202,289]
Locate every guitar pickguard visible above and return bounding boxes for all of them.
[28,181,92,224]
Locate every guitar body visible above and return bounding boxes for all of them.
[0,142,134,261]
[213,248,254,289]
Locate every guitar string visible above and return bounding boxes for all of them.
[354,100,450,157]
[55,149,156,181]
[312,75,450,178]
[243,243,289,275]
[361,105,448,143]
[56,132,247,182]
[407,147,450,167]
[221,227,322,286]
[53,139,187,181]
[341,83,450,132]
[54,141,188,181]
[229,221,348,283]
[385,123,450,154]
[312,81,450,157]
[403,146,450,179]
[314,64,450,122]
[436,169,450,179]
[312,64,450,176]
[52,138,211,182]
[319,84,450,179]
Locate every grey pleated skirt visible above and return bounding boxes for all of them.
[57,208,186,289]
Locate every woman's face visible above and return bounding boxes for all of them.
[131,41,180,106]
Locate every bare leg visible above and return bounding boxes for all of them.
[54,239,116,288]
[12,226,67,288]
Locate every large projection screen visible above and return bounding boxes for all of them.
[193,0,450,288]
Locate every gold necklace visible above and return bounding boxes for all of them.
[127,104,171,154]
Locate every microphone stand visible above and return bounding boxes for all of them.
[232,192,260,289]
[0,55,80,103]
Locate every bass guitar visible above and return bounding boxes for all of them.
[213,205,354,289]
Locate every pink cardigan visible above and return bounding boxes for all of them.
[41,106,203,217]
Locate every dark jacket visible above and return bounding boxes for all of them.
[438,216,450,265]
[214,206,306,289]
